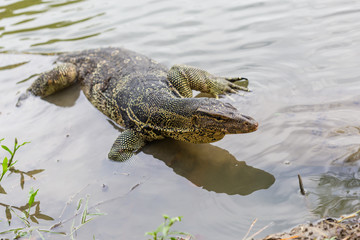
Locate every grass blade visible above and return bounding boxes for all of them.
[1,145,13,156]
[0,227,25,234]
[28,188,39,215]
[0,157,9,182]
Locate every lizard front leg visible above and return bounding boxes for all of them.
[167,64,249,98]
[108,129,146,162]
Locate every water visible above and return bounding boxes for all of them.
[1,0,360,239]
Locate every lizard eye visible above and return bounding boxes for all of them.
[214,116,224,121]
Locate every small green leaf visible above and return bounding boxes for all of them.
[17,230,28,238]
[38,229,66,235]
[168,216,181,228]
[154,223,164,235]
[14,139,30,152]
[146,215,189,240]
[81,195,90,224]
[0,227,26,234]
[28,188,39,213]
[9,160,17,168]
[18,141,31,149]
[77,198,83,210]
[81,209,88,224]
[1,157,9,182]
[20,141,30,147]
[1,145,13,156]
[145,231,156,237]
[162,225,171,237]
[169,231,191,237]
[2,157,8,172]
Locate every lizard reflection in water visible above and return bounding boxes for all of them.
[143,138,274,195]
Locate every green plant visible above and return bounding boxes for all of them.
[0,138,105,239]
[0,153,12,182]
[69,195,105,240]
[0,138,61,239]
[27,187,39,216]
[0,188,63,239]
[0,138,30,182]
[145,215,192,240]
[2,138,30,166]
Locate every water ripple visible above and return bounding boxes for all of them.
[1,13,104,37]
[1,0,360,239]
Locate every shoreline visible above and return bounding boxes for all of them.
[263,211,360,240]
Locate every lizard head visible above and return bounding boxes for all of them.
[146,98,257,144]
[162,98,258,144]
[191,99,258,137]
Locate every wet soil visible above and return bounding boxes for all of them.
[263,213,360,240]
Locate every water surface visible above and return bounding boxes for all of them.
[0,0,359,239]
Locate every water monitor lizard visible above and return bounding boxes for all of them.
[22,47,258,161]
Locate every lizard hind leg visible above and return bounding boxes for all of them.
[28,63,78,97]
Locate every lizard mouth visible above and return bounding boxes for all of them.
[225,114,258,134]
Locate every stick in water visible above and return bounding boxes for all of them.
[298,174,306,195]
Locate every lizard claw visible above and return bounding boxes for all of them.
[207,76,250,97]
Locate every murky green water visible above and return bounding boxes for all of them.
[1,0,359,239]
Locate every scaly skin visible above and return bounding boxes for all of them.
[26,47,258,161]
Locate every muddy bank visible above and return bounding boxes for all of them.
[263,212,360,240]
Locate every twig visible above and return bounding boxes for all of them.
[58,184,90,219]
[89,181,144,210]
[337,209,360,223]
[242,218,257,240]
[247,222,274,239]
[298,174,305,195]
[50,181,144,230]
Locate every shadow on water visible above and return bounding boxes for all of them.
[143,138,275,195]
[44,84,81,107]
